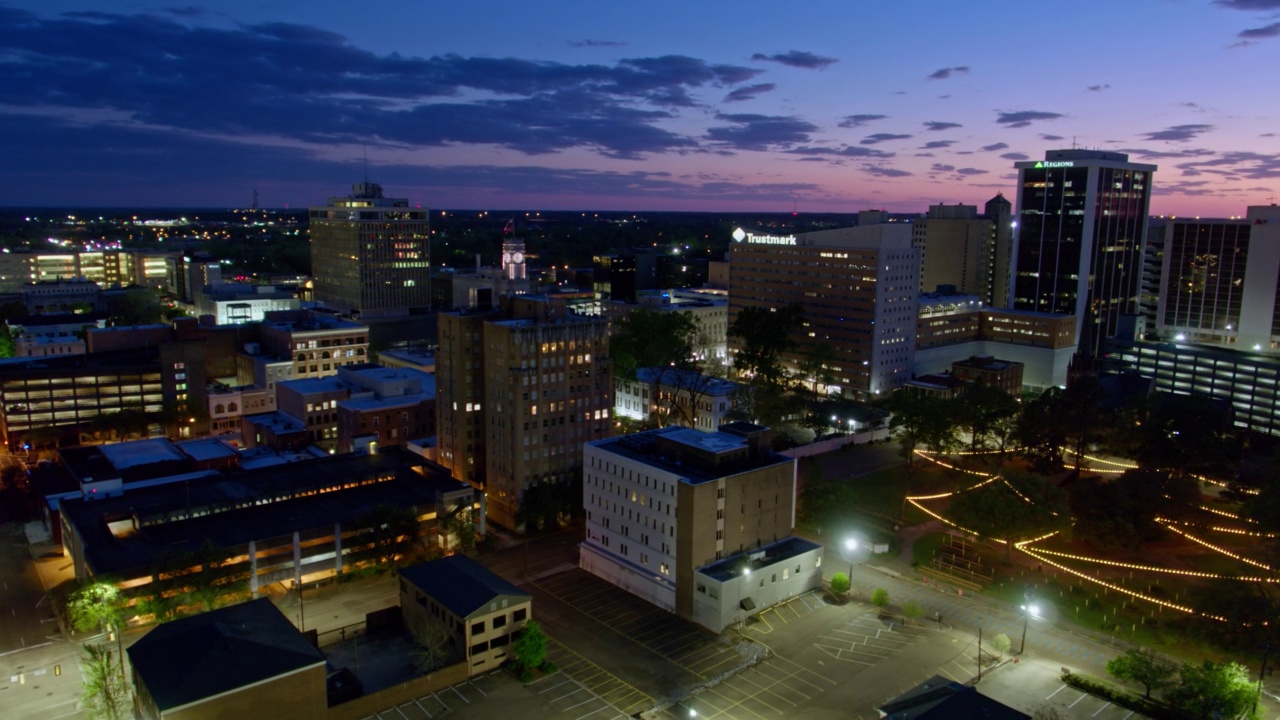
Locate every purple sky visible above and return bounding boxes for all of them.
[2,1,1279,215]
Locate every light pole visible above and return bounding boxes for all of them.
[843,538,857,579]
[1019,600,1040,655]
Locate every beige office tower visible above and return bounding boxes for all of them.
[911,194,1013,306]
[437,296,612,530]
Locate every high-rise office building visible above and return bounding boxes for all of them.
[309,183,431,319]
[728,223,918,399]
[436,295,612,529]
[1010,150,1156,361]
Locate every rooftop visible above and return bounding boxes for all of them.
[174,437,239,463]
[127,597,325,712]
[698,536,822,583]
[634,367,737,397]
[399,555,530,620]
[879,676,1029,720]
[99,438,186,470]
[589,424,791,485]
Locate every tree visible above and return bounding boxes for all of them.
[870,587,889,608]
[610,308,698,382]
[106,287,161,326]
[440,500,477,553]
[512,620,549,673]
[1131,393,1239,482]
[80,643,129,720]
[989,632,1012,657]
[183,539,244,612]
[67,582,127,635]
[1015,389,1066,474]
[830,572,851,596]
[947,471,1069,561]
[888,390,958,483]
[1058,375,1105,474]
[413,622,454,673]
[1105,648,1176,699]
[728,304,804,384]
[1070,469,1198,549]
[955,382,1019,452]
[357,504,420,570]
[902,600,923,625]
[0,320,15,358]
[1165,661,1256,720]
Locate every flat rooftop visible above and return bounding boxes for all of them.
[589,425,792,485]
[698,536,823,583]
[100,438,186,469]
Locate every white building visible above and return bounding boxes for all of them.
[614,367,738,430]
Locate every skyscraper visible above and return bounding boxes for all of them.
[911,194,1013,305]
[1010,150,1156,361]
[309,183,431,318]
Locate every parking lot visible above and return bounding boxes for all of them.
[978,656,1149,720]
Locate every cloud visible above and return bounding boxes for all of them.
[1141,124,1214,142]
[723,83,776,102]
[923,121,962,132]
[838,114,887,128]
[1087,84,1111,92]
[862,165,912,177]
[927,66,970,80]
[0,9,777,163]
[1040,134,1065,141]
[163,6,207,16]
[1000,152,1030,161]
[705,113,817,151]
[1213,0,1280,9]
[860,133,913,145]
[569,39,628,48]
[1117,147,1216,160]
[996,110,1065,128]
[1177,151,1280,180]
[956,167,989,176]
[931,163,956,173]
[750,51,839,69]
[919,140,956,149]
[980,142,1009,152]
[1239,22,1280,39]
[784,145,893,159]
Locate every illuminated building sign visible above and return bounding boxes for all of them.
[1033,161,1075,168]
[732,227,797,245]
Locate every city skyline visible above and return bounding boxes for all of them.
[2,0,1279,215]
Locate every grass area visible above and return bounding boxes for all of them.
[912,532,947,568]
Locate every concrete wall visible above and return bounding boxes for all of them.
[580,542,676,612]
[690,545,824,633]
[326,662,470,720]
[151,663,328,720]
[780,429,891,458]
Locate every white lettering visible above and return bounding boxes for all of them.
[743,233,797,245]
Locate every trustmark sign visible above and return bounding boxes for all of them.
[732,227,797,245]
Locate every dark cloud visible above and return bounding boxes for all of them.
[861,133,913,145]
[923,121,962,132]
[705,113,817,151]
[838,114,887,128]
[862,165,912,177]
[1040,134,1065,141]
[1214,0,1280,9]
[749,50,838,69]
[956,168,988,176]
[0,9,766,161]
[927,66,970,80]
[1141,124,1214,142]
[784,145,893,159]
[1087,84,1111,92]
[980,142,1009,152]
[163,6,207,16]
[996,110,1065,128]
[1117,147,1216,160]
[1239,22,1280,39]
[1177,151,1280,180]
[569,39,628,47]
[723,83,776,102]
[920,140,956,149]
[1000,152,1030,161]
[931,164,956,173]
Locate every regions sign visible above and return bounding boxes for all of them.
[1033,161,1075,168]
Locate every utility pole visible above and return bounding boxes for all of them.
[1254,643,1274,718]
[978,627,983,681]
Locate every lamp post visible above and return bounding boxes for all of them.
[844,538,857,580]
[1019,600,1040,655]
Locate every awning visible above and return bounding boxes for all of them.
[740,597,756,611]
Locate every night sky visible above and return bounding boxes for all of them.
[3,1,1279,215]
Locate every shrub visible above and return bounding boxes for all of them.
[989,632,1012,657]
[831,572,851,595]
[870,587,889,607]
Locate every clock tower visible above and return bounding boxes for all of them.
[501,219,526,281]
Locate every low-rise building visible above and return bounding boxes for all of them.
[399,555,532,676]
[614,367,738,430]
[128,597,328,720]
[951,355,1023,395]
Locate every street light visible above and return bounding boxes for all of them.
[844,538,858,579]
[1019,601,1040,655]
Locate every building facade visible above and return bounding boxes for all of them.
[309,183,432,318]
[728,223,919,400]
[911,197,1013,305]
[1011,150,1156,361]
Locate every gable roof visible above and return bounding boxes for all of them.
[399,554,530,619]
[127,597,325,712]
[878,676,1030,720]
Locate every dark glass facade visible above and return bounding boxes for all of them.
[1162,221,1250,336]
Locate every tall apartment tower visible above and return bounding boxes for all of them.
[309,183,431,318]
[728,224,918,399]
[436,295,612,529]
[985,193,1014,307]
[912,197,1012,304]
[1010,150,1157,361]
[1157,205,1280,350]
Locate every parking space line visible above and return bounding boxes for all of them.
[431,692,449,711]
[553,687,588,702]
[564,696,599,710]
[1092,701,1112,717]
[1120,711,1133,719]
[412,698,432,718]
[468,678,488,697]
[539,679,574,694]
[1046,685,1067,700]
[938,666,961,683]
[1068,692,1088,708]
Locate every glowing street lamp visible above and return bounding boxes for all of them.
[844,537,858,578]
[1019,600,1041,655]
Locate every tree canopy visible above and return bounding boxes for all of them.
[1164,661,1256,720]
[609,308,698,382]
[1105,648,1176,699]
[947,471,1069,559]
